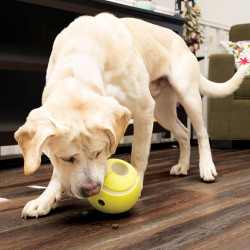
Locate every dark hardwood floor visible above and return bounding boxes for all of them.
[1,146,250,249]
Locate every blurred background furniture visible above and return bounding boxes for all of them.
[208,23,250,148]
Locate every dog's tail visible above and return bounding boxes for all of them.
[199,65,248,98]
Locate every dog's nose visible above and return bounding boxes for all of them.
[79,183,101,197]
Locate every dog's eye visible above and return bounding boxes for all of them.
[95,152,101,158]
[60,157,75,163]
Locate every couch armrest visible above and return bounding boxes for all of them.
[209,54,235,82]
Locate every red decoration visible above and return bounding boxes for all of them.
[239,57,250,66]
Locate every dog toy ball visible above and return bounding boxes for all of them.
[88,158,141,214]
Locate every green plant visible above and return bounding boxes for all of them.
[182,5,203,53]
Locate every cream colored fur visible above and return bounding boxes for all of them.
[15,13,248,218]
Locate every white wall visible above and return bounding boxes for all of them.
[108,0,250,27]
[196,0,250,27]
[153,0,250,27]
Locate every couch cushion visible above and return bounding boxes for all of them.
[209,54,235,82]
[235,76,250,99]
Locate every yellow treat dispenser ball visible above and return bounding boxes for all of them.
[88,159,141,214]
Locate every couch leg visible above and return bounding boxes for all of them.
[210,140,233,149]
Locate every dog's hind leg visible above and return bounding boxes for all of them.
[154,85,190,176]
[166,53,218,182]
[172,80,217,182]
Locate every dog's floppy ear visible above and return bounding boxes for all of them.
[14,107,56,176]
[101,102,131,155]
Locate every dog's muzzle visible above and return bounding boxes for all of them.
[78,182,102,197]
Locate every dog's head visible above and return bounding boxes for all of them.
[15,96,131,198]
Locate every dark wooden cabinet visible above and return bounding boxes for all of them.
[0,0,185,145]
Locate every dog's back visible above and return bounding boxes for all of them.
[122,17,190,81]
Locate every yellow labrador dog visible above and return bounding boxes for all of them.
[15,13,247,218]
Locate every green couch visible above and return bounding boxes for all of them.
[208,23,250,148]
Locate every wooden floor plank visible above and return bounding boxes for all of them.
[1,146,250,249]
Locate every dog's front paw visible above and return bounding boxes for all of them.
[170,164,189,176]
[22,198,56,219]
[200,162,218,182]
